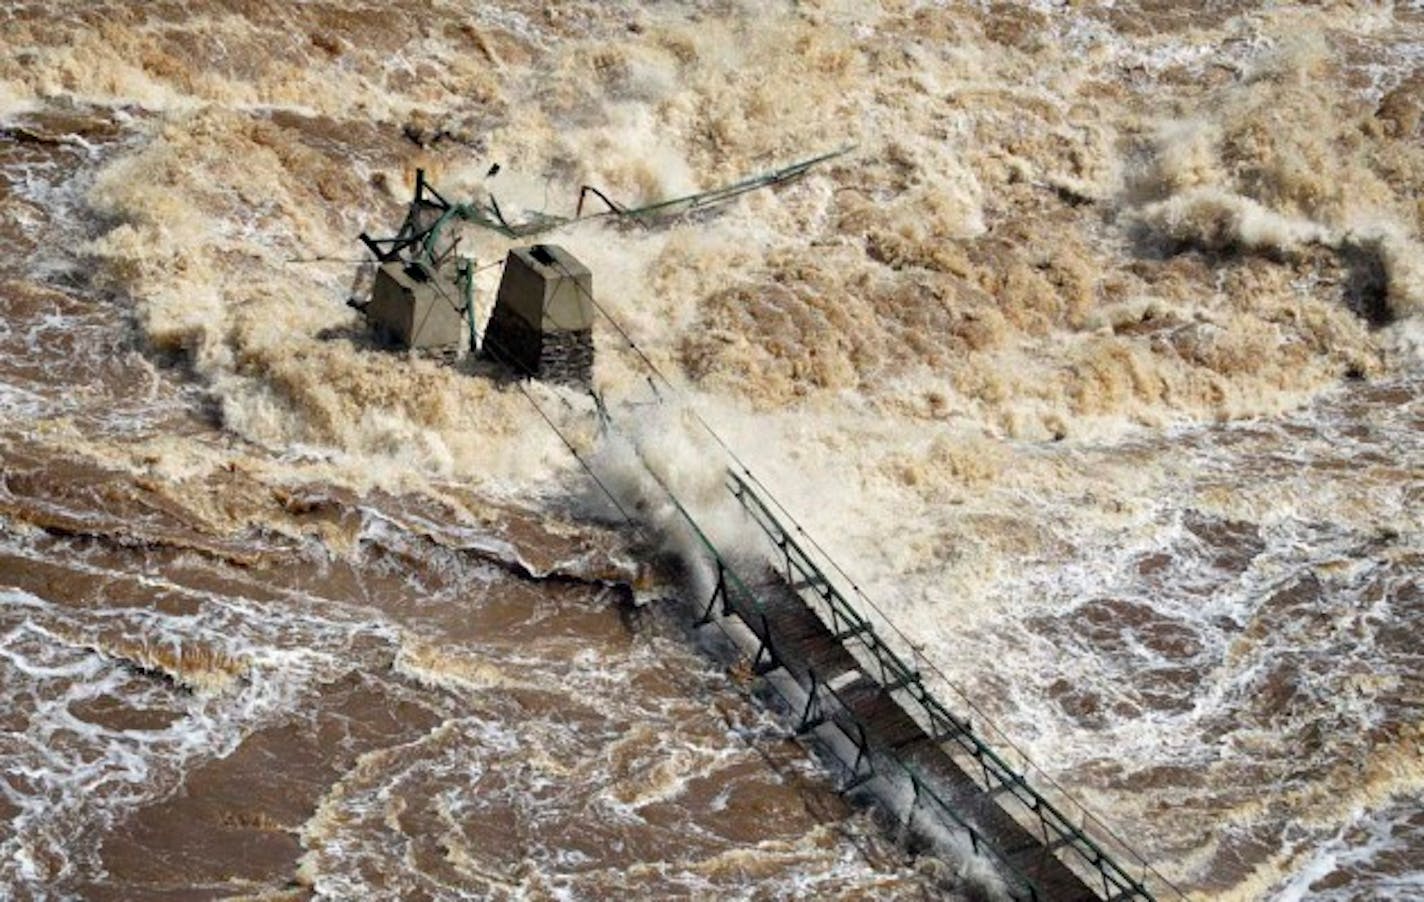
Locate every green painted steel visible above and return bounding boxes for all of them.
[411,146,853,256]
[670,484,1049,898]
[723,470,1160,901]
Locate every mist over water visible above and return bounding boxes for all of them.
[1,1,1422,898]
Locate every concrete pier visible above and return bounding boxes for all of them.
[364,262,465,354]
[483,244,595,387]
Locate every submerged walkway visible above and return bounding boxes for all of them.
[685,472,1159,901]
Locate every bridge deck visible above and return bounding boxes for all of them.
[721,572,1100,901]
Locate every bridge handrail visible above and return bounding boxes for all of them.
[703,533,1043,899]
[726,470,1157,900]
[726,467,1192,900]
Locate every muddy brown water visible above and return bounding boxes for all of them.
[3,2,1424,899]
[0,105,944,900]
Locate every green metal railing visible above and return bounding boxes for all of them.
[680,503,1045,900]
[407,146,853,256]
[725,471,1160,901]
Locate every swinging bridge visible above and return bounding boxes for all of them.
[335,151,1184,901]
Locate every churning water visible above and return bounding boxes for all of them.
[1,2,1421,899]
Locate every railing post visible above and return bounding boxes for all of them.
[798,670,822,734]
[697,560,726,625]
[753,614,780,675]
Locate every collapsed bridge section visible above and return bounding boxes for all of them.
[337,152,1178,900]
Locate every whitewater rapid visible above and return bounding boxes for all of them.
[1,1,1422,898]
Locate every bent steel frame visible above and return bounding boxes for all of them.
[360,148,852,265]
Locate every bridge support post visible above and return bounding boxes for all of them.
[797,670,825,734]
[697,562,727,625]
[903,774,923,828]
[752,614,781,675]
[839,723,875,795]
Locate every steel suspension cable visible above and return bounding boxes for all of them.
[421,267,636,526]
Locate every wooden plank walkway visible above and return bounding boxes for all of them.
[724,571,1101,902]
[684,471,1163,901]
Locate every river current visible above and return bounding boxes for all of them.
[1,2,1421,899]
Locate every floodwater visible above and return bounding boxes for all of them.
[1,2,1421,899]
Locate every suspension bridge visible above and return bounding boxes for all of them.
[322,156,1188,900]
[486,285,1181,899]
